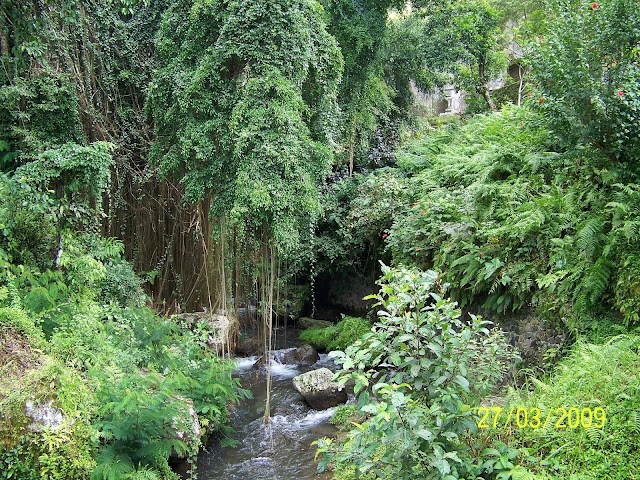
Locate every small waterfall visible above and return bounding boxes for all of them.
[197,346,339,480]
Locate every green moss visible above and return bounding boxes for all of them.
[299,316,371,351]
[299,324,338,350]
[0,351,98,480]
[0,306,44,346]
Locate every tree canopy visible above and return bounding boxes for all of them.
[149,0,342,255]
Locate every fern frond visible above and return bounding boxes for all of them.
[621,220,640,242]
[585,426,603,443]
[125,466,162,480]
[631,411,640,436]
[92,449,135,480]
[585,258,613,304]
[94,237,125,260]
[576,218,605,259]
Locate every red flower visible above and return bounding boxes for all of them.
[591,2,598,9]
[618,90,624,97]
[382,233,388,239]
[539,97,544,103]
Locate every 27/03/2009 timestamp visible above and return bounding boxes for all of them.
[477,406,606,430]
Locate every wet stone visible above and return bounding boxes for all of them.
[297,317,333,330]
[292,368,348,410]
[278,344,320,366]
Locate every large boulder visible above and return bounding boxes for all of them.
[278,344,320,366]
[235,334,261,356]
[293,368,347,410]
[173,311,236,355]
[297,317,333,330]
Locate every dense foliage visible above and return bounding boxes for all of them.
[149,0,342,255]
[411,0,506,110]
[314,168,409,278]
[2,0,640,478]
[386,106,640,328]
[299,315,371,351]
[531,0,640,162]
[509,335,640,479]
[315,264,519,479]
[0,121,247,479]
[311,3,640,479]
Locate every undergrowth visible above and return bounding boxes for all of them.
[388,106,640,330]
[0,144,249,479]
[299,315,371,351]
[507,335,640,479]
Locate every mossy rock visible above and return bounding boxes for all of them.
[297,317,333,329]
[292,368,347,410]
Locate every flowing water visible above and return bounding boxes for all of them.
[197,344,339,480]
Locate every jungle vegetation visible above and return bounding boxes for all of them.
[1,0,639,479]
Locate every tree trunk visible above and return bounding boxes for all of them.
[517,65,525,107]
[0,32,8,56]
[477,60,497,111]
[483,87,497,111]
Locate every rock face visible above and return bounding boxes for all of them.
[173,311,236,355]
[486,311,569,367]
[278,344,319,366]
[25,400,66,432]
[173,398,201,441]
[293,368,347,410]
[236,334,261,356]
[321,273,377,317]
[297,317,333,330]
[170,397,202,460]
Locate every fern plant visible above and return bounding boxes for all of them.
[388,105,640,327]
[91,372,190,480]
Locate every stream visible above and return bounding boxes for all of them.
[196,334,339,480]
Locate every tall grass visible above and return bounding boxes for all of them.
[512,335,640,479]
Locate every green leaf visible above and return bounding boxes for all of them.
[454,375,469,392]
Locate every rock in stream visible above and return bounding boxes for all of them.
[292,368,347,410]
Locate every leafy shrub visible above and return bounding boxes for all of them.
[300,315,371,351]
[0,172,59,269]
[86,307,249,478]
[314,169,410,277]
[98,258,143,307]
[531,0,640,163]
[91,372,192,480]
[0,73,85,160]
[1,298,248,480]
[0,428,97,480]
[315,264,520,479]
[329,404,361,431]
[0,278,44,343]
